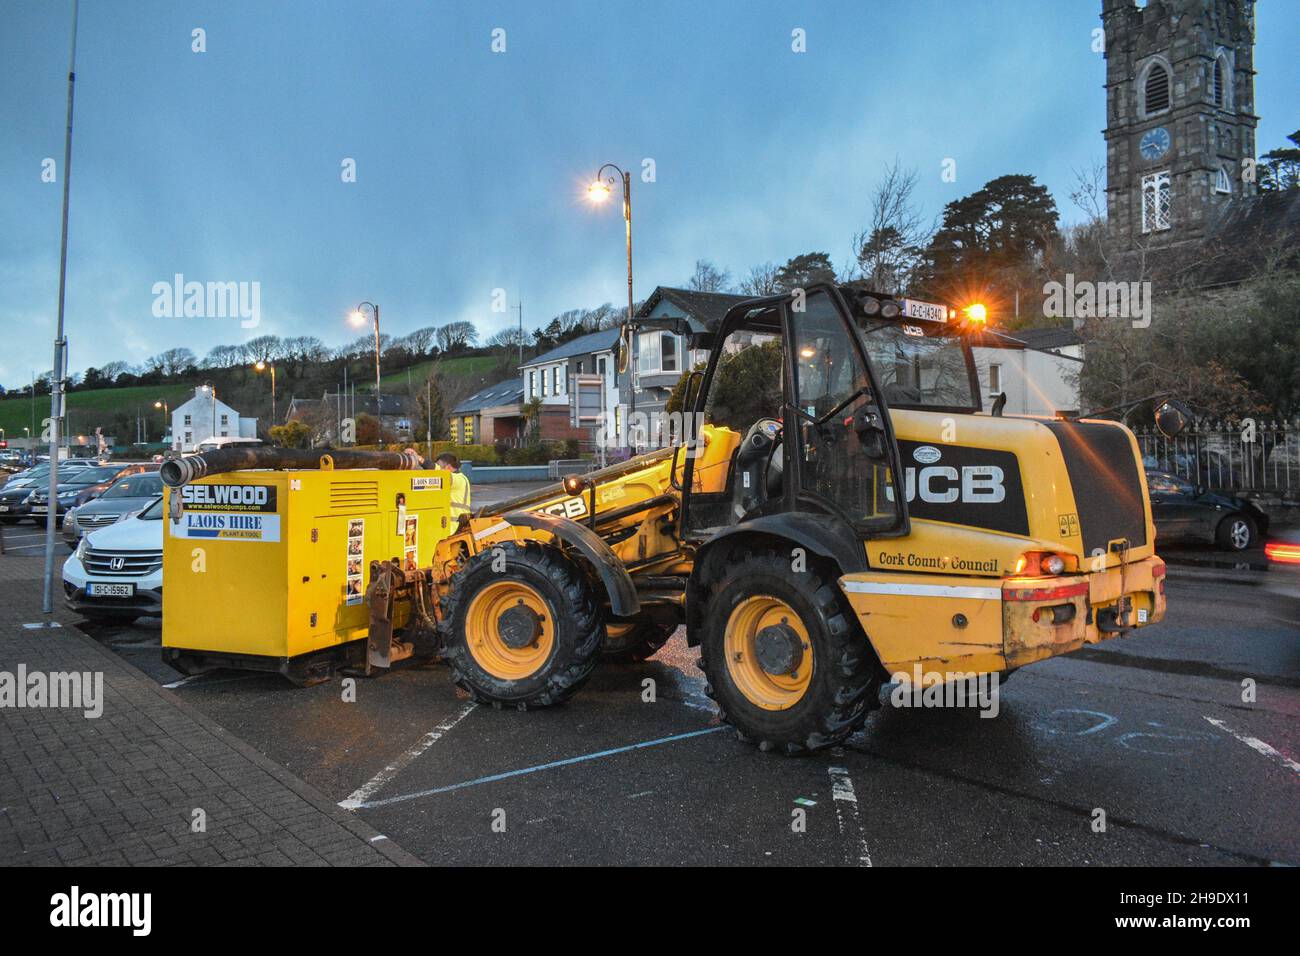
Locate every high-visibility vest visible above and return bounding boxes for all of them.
[449,471,471,519]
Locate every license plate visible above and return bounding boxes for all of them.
[88,582,134,597]
[32,506,47,513]
[0,505,7,512]
[900,298,949,322]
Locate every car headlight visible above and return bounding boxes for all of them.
[74,536,89,560]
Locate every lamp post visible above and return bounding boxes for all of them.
[587,162,636,450]
[254,361,276,427]
[350,302,382,442]
[153,399,168,446]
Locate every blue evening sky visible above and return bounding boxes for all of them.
[2,0,1296,387]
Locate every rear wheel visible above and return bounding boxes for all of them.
[1216,513,1256,551]
[440,541,603,709]
[603,620,675,664]
[699,551,880,754]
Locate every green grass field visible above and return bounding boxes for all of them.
[0,383,196,443]
[375,355,503,392]
[0,355,511,444]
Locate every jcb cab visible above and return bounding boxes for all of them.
[383,284,1172,754]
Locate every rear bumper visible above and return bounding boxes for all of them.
[1002,556,1166,667]
[840,556,1167,675]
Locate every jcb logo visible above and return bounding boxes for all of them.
[537,497,588,520]
[889,466,1006,504]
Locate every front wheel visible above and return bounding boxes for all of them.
[699,552,880,755]
[439,541,603,709]
[1216,513,1256,552]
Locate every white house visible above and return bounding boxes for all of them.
[171,386,258,451]
[971,328,1083,417]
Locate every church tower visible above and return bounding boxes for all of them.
[1101,0,1258,248]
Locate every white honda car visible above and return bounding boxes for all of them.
[62,496,163,623]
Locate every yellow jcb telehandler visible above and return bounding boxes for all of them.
[361,284,1185,753]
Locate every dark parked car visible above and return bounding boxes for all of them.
[63,471,166,545]
[1146,470,1269,551]
[26,463,155,527]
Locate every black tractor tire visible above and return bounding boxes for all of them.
[603,620,676,664]
[1216,513,1257,552]
[439,540,603,709]
[699,551,880,755]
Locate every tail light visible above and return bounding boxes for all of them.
[1013,551,1072,576]
[1265,541,1300,565]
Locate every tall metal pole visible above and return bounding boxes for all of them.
[622,170,635,445]
[42,0,79,615]
[372,305,381,438]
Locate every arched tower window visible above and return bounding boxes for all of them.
[1140,60,1172,117]
[1212,52,1233,111]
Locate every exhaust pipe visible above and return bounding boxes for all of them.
[160,447,423,488]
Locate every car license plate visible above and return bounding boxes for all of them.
[32,505,47,513]
[88,582,134,597]
[0,505,8,512]
[901,298,949,322]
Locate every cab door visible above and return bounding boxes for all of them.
[783,286,909,537]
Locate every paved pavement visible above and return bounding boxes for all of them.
[0,555,421,866]
[76,560,1300,867]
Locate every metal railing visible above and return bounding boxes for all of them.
[1135,419,1299,493]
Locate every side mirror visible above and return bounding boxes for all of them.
[1155,400,1192,438]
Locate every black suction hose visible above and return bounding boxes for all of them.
[160,447,422,488]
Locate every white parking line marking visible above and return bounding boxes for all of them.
[339,703,476,810]
[1204,716,1300,775]
[356,726,726,809]
[828,765,873,867]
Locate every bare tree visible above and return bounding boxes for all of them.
[687,259,732,292]
[738,261,781,296]
[852,159,930,294]
[241,335,283,365]
[435,321,479,352]
[402,326,438,355]
[146,348,196,376]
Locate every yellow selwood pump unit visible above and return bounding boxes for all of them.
[158,285,1189,754]
[160,449,451,685]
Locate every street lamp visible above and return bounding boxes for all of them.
[587,162,636,449]
[153,399,169,446]
[253,361,276,427]
[350,302,382,442]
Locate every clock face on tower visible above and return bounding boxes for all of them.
[1140,126,1171,161]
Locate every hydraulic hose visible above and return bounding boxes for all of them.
[159,446,422,488]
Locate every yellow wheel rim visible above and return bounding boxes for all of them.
[606,623,634,638]
[724,595,812,711]
[465,580,555,680]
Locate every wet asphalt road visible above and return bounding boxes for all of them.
[52,551,1298,867]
